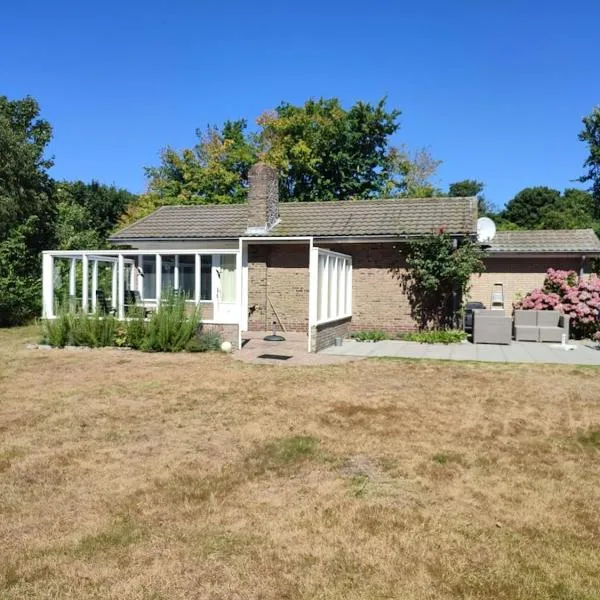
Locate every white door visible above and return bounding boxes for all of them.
[214,255,237,322]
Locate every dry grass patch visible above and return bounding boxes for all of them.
[1,326,600,599]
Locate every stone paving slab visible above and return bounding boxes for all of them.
[320,339,600,366]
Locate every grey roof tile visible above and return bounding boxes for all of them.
[110,197,477,242]
[487,229,600,253]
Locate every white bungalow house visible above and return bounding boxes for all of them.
[42,163,600,351]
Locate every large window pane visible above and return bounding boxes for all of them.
[142,256,156,299]
[200,255,212,301]
[328,257,336,319]
[178,255,195,297]
[345,261,352,314]
[338,258,346,316]
[317,254,326,321]
[219,254,236,303]
[162,255,175,293]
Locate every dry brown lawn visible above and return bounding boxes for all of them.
[1,326,600,599]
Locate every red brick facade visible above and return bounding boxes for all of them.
[470,256,584,315]
[247,244,310,332]
[245,242,588,337]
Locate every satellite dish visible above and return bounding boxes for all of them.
[477,217,496,243]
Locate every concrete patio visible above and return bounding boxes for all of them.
[320,338,600,366]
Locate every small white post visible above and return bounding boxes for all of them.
[308,244,319,352]
[174,255,180,290]
[81,254,89,313]
[91,260,98,312]
[129,260,136,291]
[111,262,118,310]
[69,258,76,298]
[194,253,201,304]
[155,253,162,306]
[137,256,144,299]
[117,254,125,320]
[42,253,55,318]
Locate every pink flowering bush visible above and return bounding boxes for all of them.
[514,268,600,339]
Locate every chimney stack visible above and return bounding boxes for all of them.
[246,162,279,234]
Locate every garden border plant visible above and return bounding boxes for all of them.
[41,291,223,352]
[515,268,600,339]
[395,230,485,331]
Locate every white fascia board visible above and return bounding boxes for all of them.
[43,249,240,257]
[239,236,313,243]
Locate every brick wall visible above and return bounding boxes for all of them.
[198,323,239,349]
[470,256,584,315]
[311,317,352,352]
[247,244,310,332]
[328,243,415,333]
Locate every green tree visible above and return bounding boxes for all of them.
[448,179,495,217]
[538,188,596,230]
[501,186,561,229]
[0,96,55,325]
[258,97,401,201]
[55,180,136,248]
[579,106,600,216]
[385,146,442,197]
[121,120,257,225]
[399,232,485,329]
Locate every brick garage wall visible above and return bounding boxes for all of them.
[311,317,352,352]
[198,323,239,349]
[247,244,309,332]
[328,243,416,333]
[470,256,584,315]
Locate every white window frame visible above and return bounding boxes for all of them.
[311,247,352,326]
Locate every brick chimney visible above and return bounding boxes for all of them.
[246,162,279,234]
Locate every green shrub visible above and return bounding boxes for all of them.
[186,329,223,352]
[399,329,467,344]
[41,292,201,352]
[350,330,390,342]
[41,311,71,347]
[141,292,201,352]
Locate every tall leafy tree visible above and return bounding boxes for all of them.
[385,146,442,197]
[448,179,494,216]
[0,96,55,325]
[121,120,257,225]
[55,180,136,249]
[538,188,597,230]
[501,186,561,229]
[579,106,600,216]
[258,97,401,201]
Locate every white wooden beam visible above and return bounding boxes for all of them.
[81,254,89,312]
[194,253,201,304]
[117,254,125,320]
[111,262,118,310]
[69,258,76,297]
[155,253,162,305]
[42,253,55,318]
[91,260,98,312]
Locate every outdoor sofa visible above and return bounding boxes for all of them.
[514,310,569,342]
[472,310,512,345]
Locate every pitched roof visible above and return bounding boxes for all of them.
[110,197,477,242]
[486,229,600,254]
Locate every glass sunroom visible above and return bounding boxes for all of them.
[41,240,353,352]
[42,249,241,324]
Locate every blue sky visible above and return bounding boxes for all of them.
[2,0,599,209]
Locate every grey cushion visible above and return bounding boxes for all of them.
[514,310,537,326]
[515,325,539,342]
[473,313,512,344]
[537,311,560,327]
[538,327,564,343]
